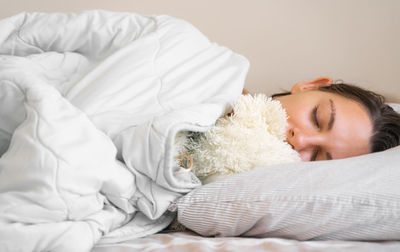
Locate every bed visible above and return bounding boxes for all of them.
[92,192,400,252]
[0,10,399,252]
[93,231,400,252]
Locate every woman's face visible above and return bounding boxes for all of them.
[275,89,373,161]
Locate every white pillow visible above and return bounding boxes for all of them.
[175,103,400,240]
[389,103,400,113]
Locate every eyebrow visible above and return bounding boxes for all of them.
[328,99,336,130]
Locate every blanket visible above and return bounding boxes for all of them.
[0,11,249,251]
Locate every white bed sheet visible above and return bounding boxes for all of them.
[92,231,400,252]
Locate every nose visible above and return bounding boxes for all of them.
[287,128,317,161]
[286,127,322,153]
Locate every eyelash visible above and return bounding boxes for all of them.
[313,106,320,128]
[312,106,320,161]
[311,148,319,161]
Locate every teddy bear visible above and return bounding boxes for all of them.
[174,94,301,184]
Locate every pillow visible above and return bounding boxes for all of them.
[175,103,400,240]
[389,102,400,113]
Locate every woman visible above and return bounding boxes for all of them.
[269,77,400,161]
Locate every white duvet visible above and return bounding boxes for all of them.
[0,10,249,251]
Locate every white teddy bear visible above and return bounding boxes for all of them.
[175,94,301,184]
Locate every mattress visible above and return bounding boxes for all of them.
[92,231,400,252]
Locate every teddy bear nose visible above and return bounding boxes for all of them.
[226,109,234,117]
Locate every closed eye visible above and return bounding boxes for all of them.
[311,106,320,161]
[313,106,320,128]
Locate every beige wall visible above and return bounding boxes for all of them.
[1,0,399,102]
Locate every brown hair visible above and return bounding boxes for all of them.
[272,83,400,153]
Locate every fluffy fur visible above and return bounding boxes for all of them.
[175,94,301,183]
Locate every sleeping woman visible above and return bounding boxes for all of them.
[272,77,400,161]
[177,76,400,184]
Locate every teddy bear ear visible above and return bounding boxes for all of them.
[291,77,333,94]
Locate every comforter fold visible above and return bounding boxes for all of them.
[0,10,249,251]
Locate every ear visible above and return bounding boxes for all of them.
[291,77,333,94]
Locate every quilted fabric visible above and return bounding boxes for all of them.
[0,10,249,251]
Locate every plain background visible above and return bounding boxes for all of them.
[1,0,399,102]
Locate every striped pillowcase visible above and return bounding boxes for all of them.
[176,146,400,240]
